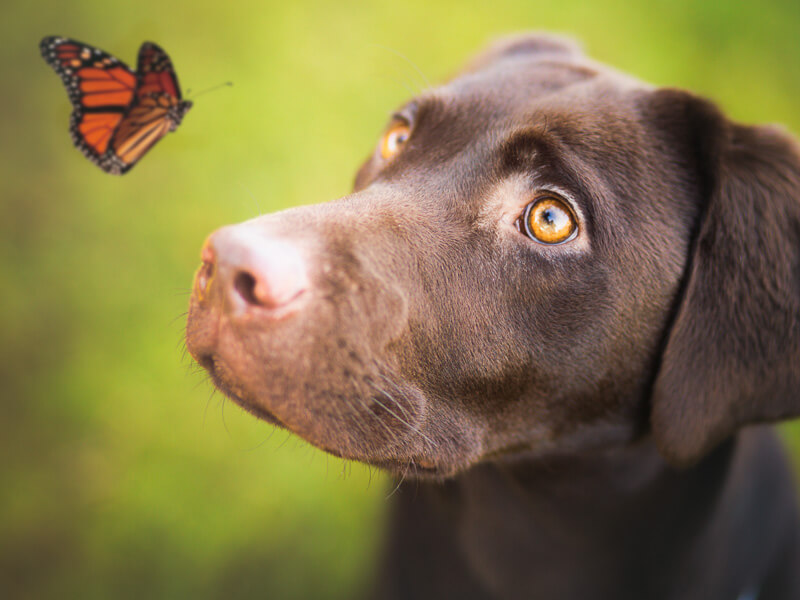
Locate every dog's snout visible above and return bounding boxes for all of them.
[198,226,309,316]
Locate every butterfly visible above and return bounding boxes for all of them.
[40,36,192,175]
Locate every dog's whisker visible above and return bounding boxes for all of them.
[240,422,278,452]
[220,394,231,437]
[331,378,373,442]
[374,373,415,421]
[192,373,211,391]
[370,385,434,446]
[369,42,430,91]
[203,387,217,428]
[385,459,411,499]
[374,69,417,99]
[177,333,192,358]
[353,392,401,445]
[345,375,403,445]
[366,463,375,490]
[167,310,189,328]
[276,430,293,450]
[346,402,373,441]
[237,182,263,216]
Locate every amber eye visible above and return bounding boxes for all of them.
[380,120,411,160]
[521,196,578,244]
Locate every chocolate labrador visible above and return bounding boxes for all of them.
[185,34,800,599]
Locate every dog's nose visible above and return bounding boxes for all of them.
[198,226,309,316]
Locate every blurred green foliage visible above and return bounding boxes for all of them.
[2,0,800,597]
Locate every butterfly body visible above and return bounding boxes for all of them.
[40,36,191,174]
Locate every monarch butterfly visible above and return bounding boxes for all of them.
[40,36,192,175]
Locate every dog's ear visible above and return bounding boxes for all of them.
[650,90,800,466]
[459,32,583,75]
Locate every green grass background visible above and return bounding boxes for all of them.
[3,0,800,598]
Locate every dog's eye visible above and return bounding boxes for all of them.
[519,196,577,244]
[380,120,411,160]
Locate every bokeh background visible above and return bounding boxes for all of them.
[3,0,800,598]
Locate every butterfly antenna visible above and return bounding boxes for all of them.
[186,81,233,99]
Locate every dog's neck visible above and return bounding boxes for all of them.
[389,431,790,599]
[456,438,733,596]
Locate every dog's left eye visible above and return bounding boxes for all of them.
[380,120,411,160]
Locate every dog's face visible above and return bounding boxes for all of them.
[186,35,800,478]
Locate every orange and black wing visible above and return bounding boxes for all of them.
[105,42,192,173]
[40,36,138,174]
[136,41,185,101]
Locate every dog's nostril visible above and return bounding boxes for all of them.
[201,240,215,265]
[204,226,310,314]
[233,271,260,306]
[195,260,215,302]
[194,239,218,303]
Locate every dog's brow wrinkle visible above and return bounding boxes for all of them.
[499,129,553,172]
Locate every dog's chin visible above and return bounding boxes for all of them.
[368,457,462,480]
[204,367,285,428]
[196,355,479,480]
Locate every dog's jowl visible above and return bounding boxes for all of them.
[186,34,800,600]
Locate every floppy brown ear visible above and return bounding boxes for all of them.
[651,92,800,466]
[458,32,583,76]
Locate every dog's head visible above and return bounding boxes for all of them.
[186,34,800,477]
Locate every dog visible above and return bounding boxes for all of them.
[185,33,800,599]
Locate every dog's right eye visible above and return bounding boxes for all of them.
[380,120,411,160]
[517,195,578,245]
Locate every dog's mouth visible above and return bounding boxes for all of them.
[194,348,468,479]
[199,353,285,427]
[194,341,443,465]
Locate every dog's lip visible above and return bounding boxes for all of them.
[195,342,451,476]
[200,355,284,427]
[227,391,284,427]
[186,303,221,360]
[200,354,436,467]
[369,457,443,478]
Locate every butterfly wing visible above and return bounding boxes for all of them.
[40,37,137,173]
[136,41,185,101]
[104,42,193,174]
[107,97,183,174]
